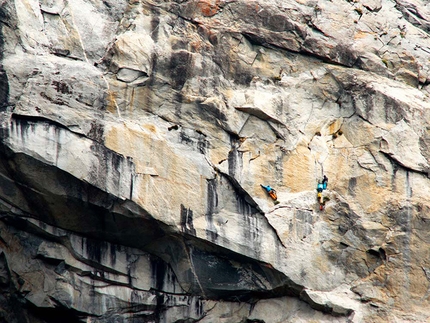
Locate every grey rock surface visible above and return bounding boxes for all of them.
[1,0,430,322]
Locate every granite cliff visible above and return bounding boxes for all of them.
[1,0,430,322]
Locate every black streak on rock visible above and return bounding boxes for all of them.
[197,134,208,155]
[85,237,107,264]
[205,178,218,242]
[0,142,165,247]
[348,177,357,196]
[180,204,196,236]
[179,129,208,154]
[0,71,8,112]
[109,243,116,267]
[88,139,134,196]
[154,293,165,322]
[150,9,160,42]
[150,257,167,291]
[335,201,360,235]
[11,113,71,132]
[228,135,243,178]
[179,129,194,146]
[147,10,160,96]
[194,298,203,317]
[170,50,192,90]
[88,120,104,142]
[0,8,9,112]
[0,252,10,286]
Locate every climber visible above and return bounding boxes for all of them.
[261,184,277,199]
[322,175,328,190]
[317,181,325,211]
[317,192,325,211]
[260,184,279,204]
[317,191,323,204]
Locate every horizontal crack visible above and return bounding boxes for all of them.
[380,151,430,177]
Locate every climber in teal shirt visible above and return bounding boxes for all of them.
[261,184,273,193]
[260,184,279,203]
[322,175,328,190]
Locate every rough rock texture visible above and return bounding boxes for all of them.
[1,0,430,322]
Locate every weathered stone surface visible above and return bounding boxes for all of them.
[1,0,430,322]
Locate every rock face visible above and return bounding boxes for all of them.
[1,0,430,322]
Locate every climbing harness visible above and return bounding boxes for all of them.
[268,189,278,201]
